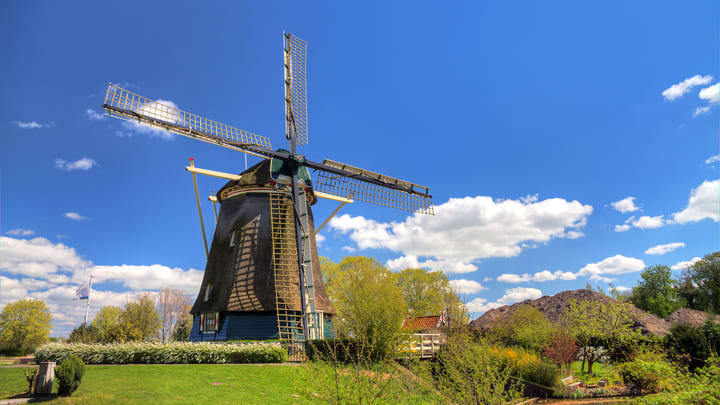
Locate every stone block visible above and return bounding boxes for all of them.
[33,362,55,396]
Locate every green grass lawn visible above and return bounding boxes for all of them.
[570,361,622,385]
[1,364,316,404]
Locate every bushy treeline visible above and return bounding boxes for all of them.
[35,342,287,364]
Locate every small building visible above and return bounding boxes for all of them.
[401,315,446,335]
[401,313,447,358]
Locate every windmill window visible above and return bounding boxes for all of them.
[229,230,237,247]
[204,284,213,302]
[202,312,218,333]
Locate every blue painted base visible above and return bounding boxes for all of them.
[189,311,335,342]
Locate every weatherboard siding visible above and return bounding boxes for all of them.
[190,312,279,341]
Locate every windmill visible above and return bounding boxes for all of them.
[102,33,433,358]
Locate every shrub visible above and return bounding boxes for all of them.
[543,332,578,375]
[34,342,287,364]
[618,356,675,393]
[666,323,712,371]
[488,346,561,397]
[55,355,85,396]
[489,305,554,352]
[68,323,101,344]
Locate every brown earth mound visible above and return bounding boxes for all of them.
[469,289,671,336]
[666,308,720,327]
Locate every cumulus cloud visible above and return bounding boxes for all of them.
[694,106,711,117]
[613,286,631,292]
[449,279,486,294]
[0,235,202,336]
[662,75,713,101]
[645,242,685,255]
[611,197,640,213]
[85,109,105,121]
[63,212,88,221]
[466,287,542,314]
[671,180,719,224]
[6,229,35,236]
[706,155,720,165]
[577,255,645,276]
[13,121,54,129]
[632,215,665,229]
[386,255,478,274]
[671,257,702,271]
[314,234,325,245]
[332,195,593,274]
[497,270,576,283]
[699,83,720,104]
[55,157,98,171]
[614,224,631,232]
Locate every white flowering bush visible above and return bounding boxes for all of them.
[35,342,287,364]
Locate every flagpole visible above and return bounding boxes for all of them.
[83,276,93,324]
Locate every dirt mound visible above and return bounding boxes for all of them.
[666,308,719,327]
[469,289,671,336]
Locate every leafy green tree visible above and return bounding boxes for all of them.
[92,306,123,341]
[326,256,408,361]
[629,265,684,318]
[102,319,142,343]
[491,304,554,352]
[122,294,161,341]
[395,268,462,317]
[0,299,52,354]
[676,275,701,310]
[563,298,639,374]
[68,323,101,343]
[172,313,193,341]
[685,252,720,313]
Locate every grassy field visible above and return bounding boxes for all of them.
[570,361,622,385]
[1,364,316,404]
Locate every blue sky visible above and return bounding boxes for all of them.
[1,1,718,336]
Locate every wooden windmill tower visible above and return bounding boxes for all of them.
[102,33,433,357]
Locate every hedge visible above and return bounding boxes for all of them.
[35,342,288,364]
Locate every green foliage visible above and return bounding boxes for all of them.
[92,306,123,341]
[171,314,193,342]
[432,333,522,404]
[684,251,720,313]
[23,367,37,393]
[68,323,102,344]
[56,355,86,396]
[618,355,675,393]
[0,298,52,354]
[543,331,578,375]
[629,265,685,318]
[123,294,161,341]
[395,268,462,317]
[305,338,384,364]
[490,305,554,352]
[34,342,287,364]
[486,345,561,396]
[563,298,640,374]
[324,256,408,361]
[666,320,720,371]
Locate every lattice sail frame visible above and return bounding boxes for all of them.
[285,34,309,145]
[314,159,434,215]
[102,83,272,150]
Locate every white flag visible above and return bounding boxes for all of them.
[76,278,92,300]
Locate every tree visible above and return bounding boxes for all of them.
[629,265,684,318]
[92,306,123,342]
[122,294,161,341]
[685,252,720,313]
[0,299,52,354]
[676,275,701,310]
[156,289,190,343]
[325,256,408,361]
[102,319,142,343]
[172,313,193,342]
[491,304,554,352]
[563,298,639,374]
[543,331,579,376]
[395,268,462,318]
[68,323,101,343]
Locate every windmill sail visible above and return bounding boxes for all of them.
[102,83,272,156]
[284,34,309,145]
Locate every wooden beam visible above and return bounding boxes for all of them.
[185,165,241,181]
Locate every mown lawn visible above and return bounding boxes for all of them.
[1,364,316,404]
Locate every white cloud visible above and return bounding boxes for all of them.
[497,269,576,283]
[706,155,720,165]
[614,224,631,232]
[63,212,88,221]
[386,255,478,274]
[315,234,325,245]
[332,195,593,274]
[632,215,665,229]
[671,180,719,224]
[645,242,685,255]
[465,287,543,315]
[613,286,631,292]
[590,275,617,283]
[577,255,646,276]
[85,109,105,121]
[341,246,356,252]
[6,229,35,236]
[611,197,640,213]
[55,157,98,171]
[449,279,486,294]
[120,99,179,140]
[671,257,702,271]
[13,121,54,129]
[694,106,711,117]
[0,235,202,336]
[699,83,720,104]
[662,75,713,100]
